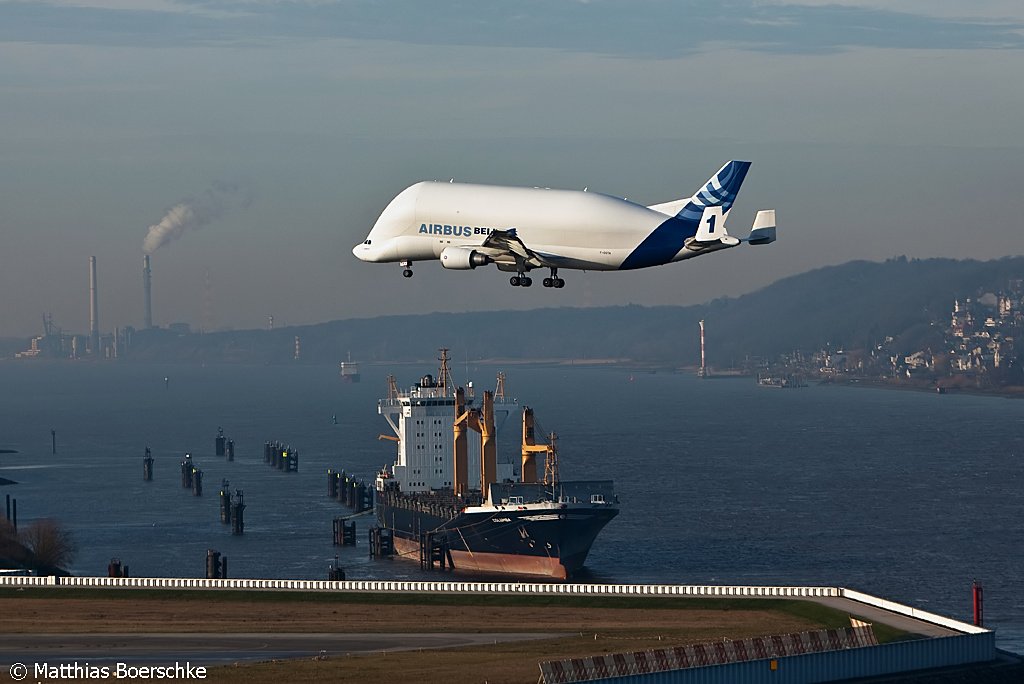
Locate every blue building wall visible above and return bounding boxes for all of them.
[592,633,996,684]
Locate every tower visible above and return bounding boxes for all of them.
[89,256,99,354]
[143,254,153,329]
[698,319,707,377]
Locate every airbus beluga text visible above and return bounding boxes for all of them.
[352,160,776,288]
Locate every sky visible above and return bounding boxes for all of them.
[1,0,1023,338]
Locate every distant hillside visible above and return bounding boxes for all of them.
[120,255,1024,367]
[708,255,1024,360]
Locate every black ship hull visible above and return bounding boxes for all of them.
[376,482,618,579]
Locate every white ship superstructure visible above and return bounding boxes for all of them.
[377,355,516,495]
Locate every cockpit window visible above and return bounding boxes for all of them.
[364,240,372,245]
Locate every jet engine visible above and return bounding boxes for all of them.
[440,246,491,270]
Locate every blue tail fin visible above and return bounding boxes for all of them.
[676,160,751,223]
[621,161,751,270]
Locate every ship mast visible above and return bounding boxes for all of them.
[437,347,452,397]
[543,432,559,488]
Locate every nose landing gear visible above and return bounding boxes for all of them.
[400,260,413,278]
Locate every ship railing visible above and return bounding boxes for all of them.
[488,480,617,505]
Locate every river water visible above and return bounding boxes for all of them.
[1,361,1021,651]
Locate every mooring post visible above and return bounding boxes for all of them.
[108,558,129,578]
[206,549,222,579]
[343,520,356,546]
[231,490,245,535]
[973,580,984,627]
[219,480,232,524]
[328,555,345,581]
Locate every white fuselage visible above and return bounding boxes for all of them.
[353,181,693,271]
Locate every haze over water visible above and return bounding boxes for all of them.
[1,361,1021,652]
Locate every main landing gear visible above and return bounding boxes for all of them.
[509,274,533,287]
[510,268,565,288]
[512,268,569,286]
[542,268,565,289]
[400,260,413,278]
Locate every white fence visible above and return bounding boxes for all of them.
[0,574,55,586]
[0,575,841,597]
[841,588,989,635]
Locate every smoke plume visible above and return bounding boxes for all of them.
[143,181,252,254]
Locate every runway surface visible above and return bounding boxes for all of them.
[0,632,568,666]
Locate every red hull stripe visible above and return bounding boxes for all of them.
[392,536,569,579]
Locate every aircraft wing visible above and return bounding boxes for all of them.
[477,228,549,268]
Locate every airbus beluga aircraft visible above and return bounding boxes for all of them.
[352,160,776,288]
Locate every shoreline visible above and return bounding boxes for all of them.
[820,376,1024,400]
[6,356,1024,400]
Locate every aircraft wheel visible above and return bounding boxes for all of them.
[521,277,532,287]
[554,278,565,288]
[543,277,553,288]
[509,276,520,287]
[402,269,413,278]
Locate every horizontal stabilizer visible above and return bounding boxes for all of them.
[745,210,776,245]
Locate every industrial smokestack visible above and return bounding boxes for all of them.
[89,256,99,354]
[143,254,153,329]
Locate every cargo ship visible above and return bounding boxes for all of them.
[339,354,361,383]
[373,349,618,579]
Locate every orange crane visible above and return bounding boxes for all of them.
[453,387,468,495]
[454,390,496,498]
[522,406,558,486]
